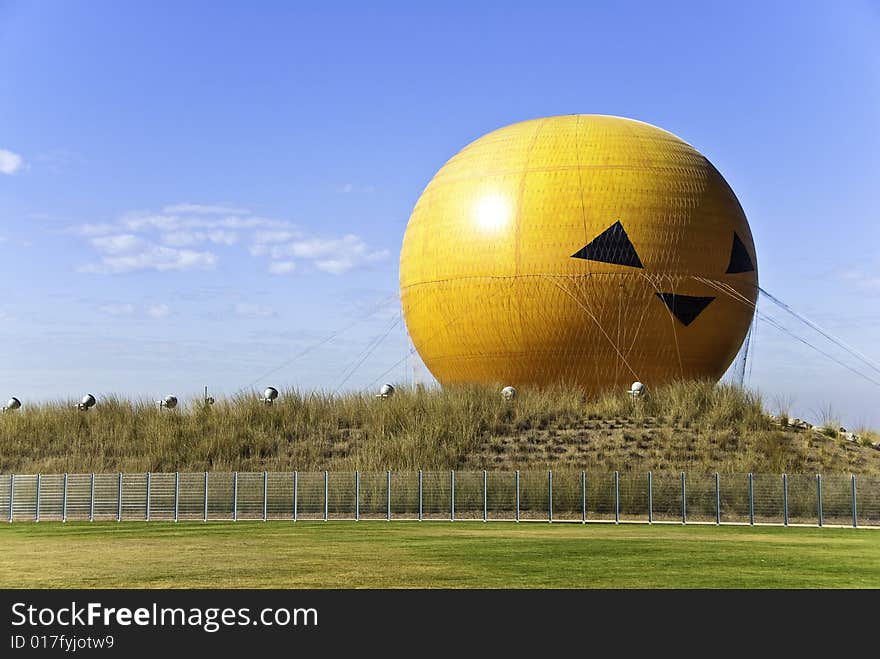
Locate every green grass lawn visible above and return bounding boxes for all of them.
[1,522,877,588]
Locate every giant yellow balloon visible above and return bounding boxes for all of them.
[400,115,758,393]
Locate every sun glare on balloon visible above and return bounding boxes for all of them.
[473,193,511,233]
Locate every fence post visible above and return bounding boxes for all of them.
[355,471,360,522]
[715,472,721,525]
[515,470,520,522]
[450,470,455,522]
[482,470,487,522]
[203,471,208,523]
[418,470,422,522]
[614,471,620,524]
[748,473,754,526]
[647,471,652,525]
[548,470,553,523]
[680,472,687,525]
[293,471,298,522]
[233,471,238,522]
[117,473,123,522]
[89,473,95,523]
[324,470,329,522]
[581,470,586,524]
[262,471,268,522]
[35,474,41,523]
[146,472,151,522]
[386,470,391,522]
[174,472,180,523]
[816,474,823,528]
[62,473,68,523]
[7,474,13,523]
[782,474,788,527]
[851,474,857,529]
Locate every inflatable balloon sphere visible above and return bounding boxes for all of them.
[400,115,758,394]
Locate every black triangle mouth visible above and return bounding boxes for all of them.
[726,232,755,274]
[571,220,643,268]
[655,293,715,326]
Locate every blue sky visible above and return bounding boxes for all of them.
[1,1,879,426]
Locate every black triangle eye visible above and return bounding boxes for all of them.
[726,232,755,274]
[656,293,715,326]
[571,221,643,268]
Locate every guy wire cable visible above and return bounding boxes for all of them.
[242,293,400,390]
[696,276,880,385]
[333,313,403,394]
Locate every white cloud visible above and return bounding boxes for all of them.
[161,231,198,246]
[119,213,182,232]
[314,258,360,275]
[90,234,143,254]
[233,302,276,318]
[96,302,172,318]
[207,230,239,245]
[162,203,249,215]
[0,149,24,175]
[98,303,136,316]
[264,234,389,275]
[146,304,171,319]
[314,250,390,275]
[162,230,239,246]
[273,237,339,259]
[69,203,387,277]
[268,261,297,275]
[253,230,300,244]
[119,212,287,233]
[257,234,388,275]
[71,206,292,241]
[268,234,386,260]
[78,245,217,274]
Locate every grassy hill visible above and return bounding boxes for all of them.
[1,381,878,475]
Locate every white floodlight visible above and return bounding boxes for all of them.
[158,395,178,409]
[76,394,97,411]
[3,397,21,412]
[629,381,646,397]
[262,386,279,405]
[376,383,395,399]
[501,386,517,401]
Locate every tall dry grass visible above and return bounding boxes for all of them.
[0,380,875,474]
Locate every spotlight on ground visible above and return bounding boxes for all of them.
[262,387,279,405]
[76,394,97,411]
[629,381,646,398]
[377,383,395,399]
[3,397,21,412]
[158,395,178,409]
[501,386,517,401]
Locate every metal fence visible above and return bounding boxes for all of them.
[0,471,876,527]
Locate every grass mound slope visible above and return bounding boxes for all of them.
[1,380,878,474]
